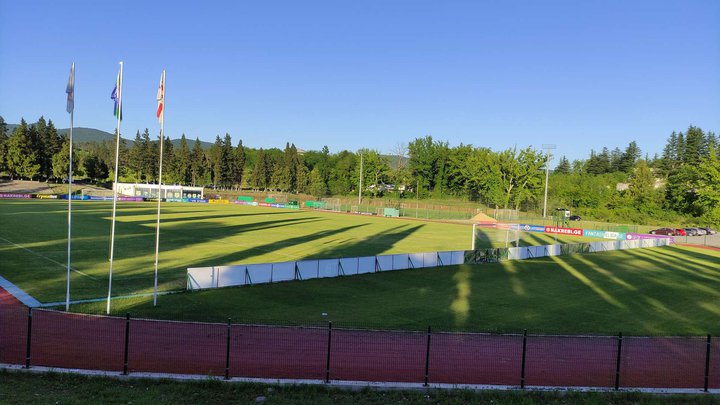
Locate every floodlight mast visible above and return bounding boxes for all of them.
[358,152,363,205]
[541,144,557,219]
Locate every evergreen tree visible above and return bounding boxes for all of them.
[221,134,234,188]
[609,147,623,172]
[585,149,610,175]
[28,117,46,177]
[43,119,62,179]
[128,131,145,181]
[707,132,718,155]
[251,148,269,191]
[6,119,40,180]
[269,162,286,191]
[233,139,246,189]
[676,132,686,164]
[210,135,222,187]
[683,126,704,163]
[51,138,79,180]
[619,141,641,173]
[628,160,655,206]
[296,161,308,193]
[176,134,191,184]
[307,167,326,197]
[658,131,678,175]
[83,152,109,182]
[144,129,158,182]
[190,138,205,186]
[555,156,571,174]
[0,116,8,173]
[160,136,176,184]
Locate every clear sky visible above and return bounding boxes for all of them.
[1,0,718,161]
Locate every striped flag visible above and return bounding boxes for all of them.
[66,63,75,114]
[156,72,165,123]
[111,70,122,120]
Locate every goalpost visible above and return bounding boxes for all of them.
[320,198,341,212]
[267,193,288,204]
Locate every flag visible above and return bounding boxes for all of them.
[66,63,75,114]
[111,70,122,120]
[156,72,165,123]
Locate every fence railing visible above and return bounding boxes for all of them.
[187,238,673,291]
[0,306,716,390]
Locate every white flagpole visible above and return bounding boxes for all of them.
[65,62,75,312]
[107,61,123,315]
[153,70,165,307]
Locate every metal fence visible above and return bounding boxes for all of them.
[0,305,717,390]
[187,238,673,291]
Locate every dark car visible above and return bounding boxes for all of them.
[569,215,581,221]
[701,227,717,235]
[649,228,675,236]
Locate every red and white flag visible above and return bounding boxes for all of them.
[156,71,165,123]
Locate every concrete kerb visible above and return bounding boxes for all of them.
[1,364,717,396]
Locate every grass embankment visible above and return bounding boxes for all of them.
[0,200,586,303]
[72,245,720,336]
[1,370,717,405]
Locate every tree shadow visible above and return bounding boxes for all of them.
[301,224,425,260]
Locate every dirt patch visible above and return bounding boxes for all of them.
[471,212,497,223]
[0,180,108,195]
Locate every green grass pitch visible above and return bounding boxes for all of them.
[0,199,581,303]
[2,199,719,335]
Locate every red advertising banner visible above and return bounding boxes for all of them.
[544,226,583,236]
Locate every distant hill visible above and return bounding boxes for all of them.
[4,124,214,149]
[59,127,117,143]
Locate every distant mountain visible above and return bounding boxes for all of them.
[4,124,214,149]
[59,127,117,143]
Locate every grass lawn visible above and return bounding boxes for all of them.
[0,200,588,303]
[70,245,720,336]
[3,370,716,405]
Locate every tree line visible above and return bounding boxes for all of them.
[1,116,718,225]
[550,126,719,225]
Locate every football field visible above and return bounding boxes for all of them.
[3,199,719,336]
[0,199,585,303]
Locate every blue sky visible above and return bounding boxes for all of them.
[1,0,718,161]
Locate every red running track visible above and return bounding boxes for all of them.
[0,287,717,389]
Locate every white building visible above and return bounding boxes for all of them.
[114,183,204,199]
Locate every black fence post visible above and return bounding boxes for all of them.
[424,326,432,386]
[520,329,527,389]
[123,313,130,375]
[614,332,623,390]
[325,321,332,383]
[24,308,32,369]
[704,334,711,392]
[225,318,231,380]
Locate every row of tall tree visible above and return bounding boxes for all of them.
[549,126,719,225]
[1,116,718,223]
[0,117,69,181]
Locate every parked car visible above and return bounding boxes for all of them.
[695,228,707,236]
[675,229,687,236]
[701,227,717,235]
[684,228,698,236]
[649,228,675,236]
[569,215,581,221]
